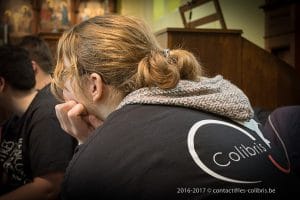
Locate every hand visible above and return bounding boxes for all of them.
[55,101,103,144]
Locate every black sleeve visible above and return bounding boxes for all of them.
[28,116,76,177]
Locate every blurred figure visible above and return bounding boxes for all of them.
[264,106,300,178]
[19,35,54,90]
[1,36,54,127]
[0,45,75,199]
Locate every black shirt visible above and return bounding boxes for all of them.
[0,85,76,194]
[62,104,298,200]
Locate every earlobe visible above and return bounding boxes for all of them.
[0,77,5,92]
[89,73,104,102]
[32,61,38,73]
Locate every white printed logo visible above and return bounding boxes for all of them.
[187,119,290,184]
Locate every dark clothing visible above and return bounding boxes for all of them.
[264,106,300,178]
[61,104,298,200]
[0,85,76,194]
[253,107,272,125]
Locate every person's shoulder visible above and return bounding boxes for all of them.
[271,105,300,119]
[37,84,57,100]
[34,85,59,106]
[28,85,59,120]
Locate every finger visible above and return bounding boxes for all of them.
[67,103,87,120]
[55,101,77,133]
[55,103,70,131]
[55,100,77,116]
[67,104,92,140]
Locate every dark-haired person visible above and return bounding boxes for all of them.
[19,35,54,90]
[0,45,75,200]
[52,15,299,200]
[0,35,53,124]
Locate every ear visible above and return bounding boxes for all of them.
[0,77,5,92]
[88,73,104,102]
[31,61,38,74]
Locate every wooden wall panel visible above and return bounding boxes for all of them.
[242,38,279,109]
[242,38,300,109]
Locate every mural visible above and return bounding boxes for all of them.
[1,0,33,38]
[0,0,115,45]
[77,0,108,23]
[40,0,70,32]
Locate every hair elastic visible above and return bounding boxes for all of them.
[163,49,170,58]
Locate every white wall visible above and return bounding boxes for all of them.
[119,0,265,48]
[220,0,265,48]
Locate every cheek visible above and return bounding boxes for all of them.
[62,89,76,102]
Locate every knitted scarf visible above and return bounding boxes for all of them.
[117,75,254,121]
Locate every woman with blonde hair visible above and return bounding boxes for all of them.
[52,15,298,199]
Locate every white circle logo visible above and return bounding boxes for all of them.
[187,119,262,184]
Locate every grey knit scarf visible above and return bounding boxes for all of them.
[117,75,254,121]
